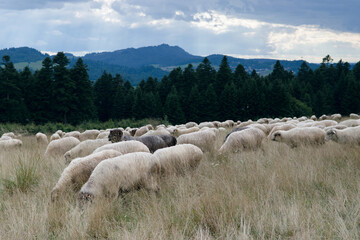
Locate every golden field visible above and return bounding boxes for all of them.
[0,131,360,239]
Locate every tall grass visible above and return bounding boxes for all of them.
[0,134,360,239]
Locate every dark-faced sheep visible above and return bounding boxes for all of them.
[78,152,161,203]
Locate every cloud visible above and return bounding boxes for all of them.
[0,0,90,10]
[0,0,359,63]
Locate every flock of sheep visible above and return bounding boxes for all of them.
[1,112,360,207]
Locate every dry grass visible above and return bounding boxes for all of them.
[1,134,360,239]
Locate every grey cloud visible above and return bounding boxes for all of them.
[0,0,91,10]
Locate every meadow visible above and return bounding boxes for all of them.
[0,128,360,239]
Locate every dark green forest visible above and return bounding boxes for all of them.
[1,52,360,125]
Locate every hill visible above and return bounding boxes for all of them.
[1,45,322,84]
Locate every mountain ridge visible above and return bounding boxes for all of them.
[0,45,323,84]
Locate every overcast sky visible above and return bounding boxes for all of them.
[1,0,359,63]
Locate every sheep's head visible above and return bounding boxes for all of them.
[272,132,282,141]
[108,129,123,143]
[51,189,60,202]
[130,129,137,136]
[64,152,71,164]
[78,191,94,203]
[325,129,337,141]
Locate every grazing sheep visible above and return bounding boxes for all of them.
[45,137,80,159]
[219,127,265,154]
[36,132,48,145]
[2,132,16,138]
[51,149,122,201]
[271,127,326,148]
[330,113,342,121]
[198,122,215,129]
[0,136,13,141]
[55,130,65,137]
[153,144,203,176]
[141,127,170,136]
[96,131,110,139]
[268,124,296,140]
[185,122,198,128]
[108,129,168,153]
[50,133,61,142]
[311,120,338,128]
[134,126,149,137]
[177,129,216,153]
[319,114,329,120]
[79,130,100,141]
[93,140,150,154]
[350,113,360,119]
[64,139,111,164]
[0,139,22,150]
[310,115,317,120]
[64,131,81,140]
[325,126,360,145]
[172,126,199,137]
[224,127,249,142]
[78,152,161,203]
[339,119,360,127]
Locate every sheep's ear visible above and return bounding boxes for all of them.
[328,129,336,135]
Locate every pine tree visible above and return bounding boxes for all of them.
[219,81,237,121]
[199,84,219,122]
[187,85,201,123]
[70,58,96,123]
[32,57,53,123]
[196,57,216,91]
[52,52,75,123]
[0,56,28,123]
[164,86,185,124]
[94,72,114,121]
[215,56,232,96]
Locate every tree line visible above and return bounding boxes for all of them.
[1,52,360,125]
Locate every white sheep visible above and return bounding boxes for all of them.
[92,140,150,154]
[172,126,199,137]
[55,130,65,137]
[50,133,61,142]
[311,120,338,128]
[350,113,360,119]
[64,139,111,164]
[134,126,149,137]
[79,129,100,141]
[51,149,122,201]
[45,137,80,159]
[0,135,13,141]
[198,122,215,129]
[185,122,198,128]
[0,139,22,150]
[35,132,48,145]
[78,152,161,203]
[325,126,360,145]
[2,132,16,138]
[177,129,216,153]
[141,127,170,136]
[96,131,110,139]
[268,123,296,140]
[339,119,360,127]
[330,113,342,121]
[64,131,81,139]
[153,144,203,176]
[271,127,326,148]
[218,127,265,154]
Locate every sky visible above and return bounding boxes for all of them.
[0,0,360,63]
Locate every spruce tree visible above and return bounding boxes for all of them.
[164,86,185,124]
[52,52,75,123]
[215,56,232,96]
[219,81,237,121]
[187,85,201,123]
[70,58,96,123]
